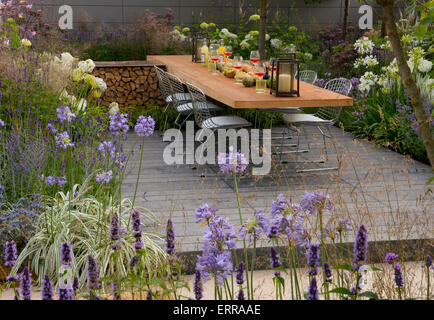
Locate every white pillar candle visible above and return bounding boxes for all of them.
[278,74,292,92]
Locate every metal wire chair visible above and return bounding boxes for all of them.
[282,77,352,172]
[298,70,318,85]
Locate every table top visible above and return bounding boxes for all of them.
[148,55,354,109]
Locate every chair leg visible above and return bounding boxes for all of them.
[177,111,193,129]
[160,103,170,137]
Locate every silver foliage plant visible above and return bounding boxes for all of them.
[11,177,167,289]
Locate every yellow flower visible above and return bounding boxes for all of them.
[249,14,260,22]
[289,26,298,32]
[208,23,216,28]
[92,90,102,98]
[72,69,84,82]
[174,26,181,30]
[200,22,209,29]
[21,38,32,47]
[84,74,98,89]
[182,27,190,33]
[249,30,259,37]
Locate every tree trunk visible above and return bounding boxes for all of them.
[259,0,267,60]
[377,0,434,170]
[343,0,350,41]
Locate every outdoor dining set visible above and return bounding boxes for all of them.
[151,55,353,174]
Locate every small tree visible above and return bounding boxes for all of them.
[259,0,268,60]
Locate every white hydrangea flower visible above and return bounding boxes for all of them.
[304,52,312,60]
[94,77,107,92]
[240,39,250,50]
[265,34,270,41]
[418,59,432,73]
[354,36,374,55]
[77,59,95,74]
[270,38,282,49]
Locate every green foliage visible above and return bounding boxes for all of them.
[83,39,147,62]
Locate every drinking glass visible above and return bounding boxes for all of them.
[224,45,233,61]
[250,50,260,65]
[209,49,219,74]
[255,62,267,93]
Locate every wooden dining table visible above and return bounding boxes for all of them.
[147,55,353,110]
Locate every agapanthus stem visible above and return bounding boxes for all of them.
[131,135,145,209]
[427,266,430,300]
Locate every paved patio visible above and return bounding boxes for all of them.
[122,125,433,254]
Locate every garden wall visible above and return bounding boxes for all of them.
[92,61,166,108]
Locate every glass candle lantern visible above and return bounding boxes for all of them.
[269,56,300,97]
[192,34,209,63]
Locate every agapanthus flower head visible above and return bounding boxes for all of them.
[55,131,74,149]
[57,176,67,186]
[41,274,54,300]
[217,146,248,174]
[385,253,399,264]
[236,261,245,285]
[195,203,218,224]
[96,170,113,184]
[307,277,319,300]
[110,212,120,250]
[166,218,176,256]
[60,241,73,267]
[353,225,368,271]
[336,218,353,233]
[270,194,301,217]
[4,240,18,267]
[57,105,76,123]
[238,210,269,243]
[0,119,4,127]
[267,220,279,239]
[300,190,333,215]
[194,269,203,300]
[135,115,155,137]
[307,243,320,276]
[98,140,117,158]
[393,263,404,287]
[20,266,32,300]
[109,112,129,135]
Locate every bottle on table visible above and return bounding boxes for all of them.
[218,39,226,63]
[201,43,209,63]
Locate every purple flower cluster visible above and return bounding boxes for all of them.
[385,253,399,264]
[300,190,333,215]
[425,255,433,269]
[195,209,236,286]
[110,212,120,250]
[393,264,404,287]
[95,170,113,184]
[323,263,332,283]
[39,174,67,187]
[166,218,176,256]
[217,146,248,174]
[61,242,73,267]
[193,270,203,300]
[270,247,282,276]
[307,277,319,300]
[236,262,246,300]
[58,288,74,300]
[4,240,17,267]
[195,203,218,224]
[307,243,320,276]
[20,266,32,300]
[0,119,5,127]
[98,140,117,158]
[336,218,353,234]
[55,131,74,149]
[42,274,54,300]
[353,225,368,271]
[238,210,269,243]
[109,112,129,135]
[57,105,76,123]
[131,209,143,251]
[135,115,155,137]
[194,269,203,300]
[87,254,101,300]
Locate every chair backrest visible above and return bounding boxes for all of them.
[185,83,212,127]
[298,70,317,84]
[315,78,352,123]
[154,66,171,100]
[165,72,187,107]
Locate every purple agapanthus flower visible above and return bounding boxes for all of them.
[109,112,129,135]
[57,176,67,186]
[393,263,404,287]
[385,253,399,264]
[57,105,76,123]
[300,190,334,215]
[55,131,74,149]
[195,203,218,223]
[95,170,113,184]
[110,212,120,250]
[41,274,54,300]
[135,115,155,137]
[46,122,57,134]
[307,243,320,276]
[336,218,353,233]
[194,269,203,300]
[307,277,319,300]
[238,210,269,243]
[98,140,117,158]
[0,119,4,127]
[4,240,18,267]
[166,218,176,256]
[217,146,248,174]
[353,225,368,271]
